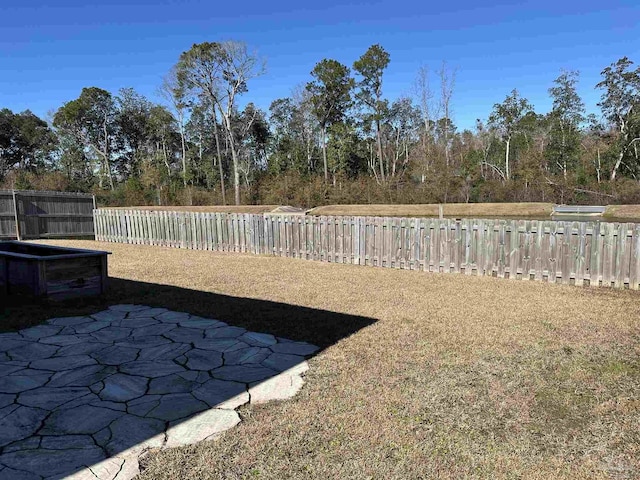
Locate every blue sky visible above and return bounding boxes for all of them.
[1,0,638,129]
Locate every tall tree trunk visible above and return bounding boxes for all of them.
[223,114,241,205]
[611,150,624,181]
[505,137,511,180]
[444,114,449,167]
[423,118,431,176]
[611,122,630,181]
[322,124,328,182]
[159,141,171,178]
[98,162,104,189]
[212,114,226,205]
[231,138,240,205]
[102,124,114,191]
[183,136,189,188]
[162,139,169,171]
[561,125,567,179]
[376,118,385,182]
[105,157,114,190]
[179,112,187,187]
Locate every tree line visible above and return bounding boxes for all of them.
[1,42,639,207]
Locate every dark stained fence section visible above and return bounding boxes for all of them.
[94,209,640,290]
[0,190,96,240]
[0,191,16,239]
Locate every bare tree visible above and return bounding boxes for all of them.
[475,120,503,180]
[414,65,436,181]
[291,85,319,174]
[439,62,456,166]
[596,57,640,180]
[176,41,264,205]
[214,41,265,204]
[489,89,533,180]
[159,67,189,188]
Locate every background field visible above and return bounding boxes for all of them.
[3,241,639,479]
[109,202,640,222]
[307,202,555,218]
[107,205,285,214]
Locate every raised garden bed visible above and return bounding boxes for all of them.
[0,241,109,300]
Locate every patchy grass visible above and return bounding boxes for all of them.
[308,203,555,218]
[4,240,640,479]
[605,205,640,221]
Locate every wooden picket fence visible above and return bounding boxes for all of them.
[94,209,640,289]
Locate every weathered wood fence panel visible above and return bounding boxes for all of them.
[0,191,16,239]
[94,209,640,290]
[0,190,95,239]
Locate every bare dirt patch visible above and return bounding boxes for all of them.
[3,240,639,479]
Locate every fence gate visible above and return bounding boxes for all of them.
[0,190,96,240]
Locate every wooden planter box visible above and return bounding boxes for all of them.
[0,242,109,300]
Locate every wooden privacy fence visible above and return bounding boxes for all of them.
[0,190,96,240]
[94,209,640,289]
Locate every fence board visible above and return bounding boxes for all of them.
[632,224,640,290]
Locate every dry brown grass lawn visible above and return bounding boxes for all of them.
[308,203,555,218]
[3,240,639,479]
[605,205,640,220]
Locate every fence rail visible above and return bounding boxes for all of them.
[0,190,96,240]
[94,209,640,289]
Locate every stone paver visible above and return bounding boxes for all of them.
[240,331,278,347]
[0,306,316,480]
[226,347,272,366]
[210,365,279,383]
[145,393,208,421]
[7,343,58,362]
[40,404,125,435]
[165,409,240,448]
[147,373,195,394]
[192,379,249,409]
[0,406,48,447]
[184,349,223,371]
[119,361,185,378]
[100,374,148,402]
[18,386,90,410]
[104,415,165,455]
[92,346,139,366]
[17,325,62,340]
[0,374,50,394]
[30,354,97,371]
[47,365,116,388]
[263,352,310,374]
[39,335,85,347]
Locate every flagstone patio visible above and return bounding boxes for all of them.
[0,305,317,480]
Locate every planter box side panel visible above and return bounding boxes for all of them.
[0,257,6,295]
[6,259,39,295]
[45,256,104,300]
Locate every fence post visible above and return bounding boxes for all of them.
[92,195,97,240]
[12,190,21,241]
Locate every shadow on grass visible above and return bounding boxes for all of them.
[1,277,375,349]
[0,278,376,479]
